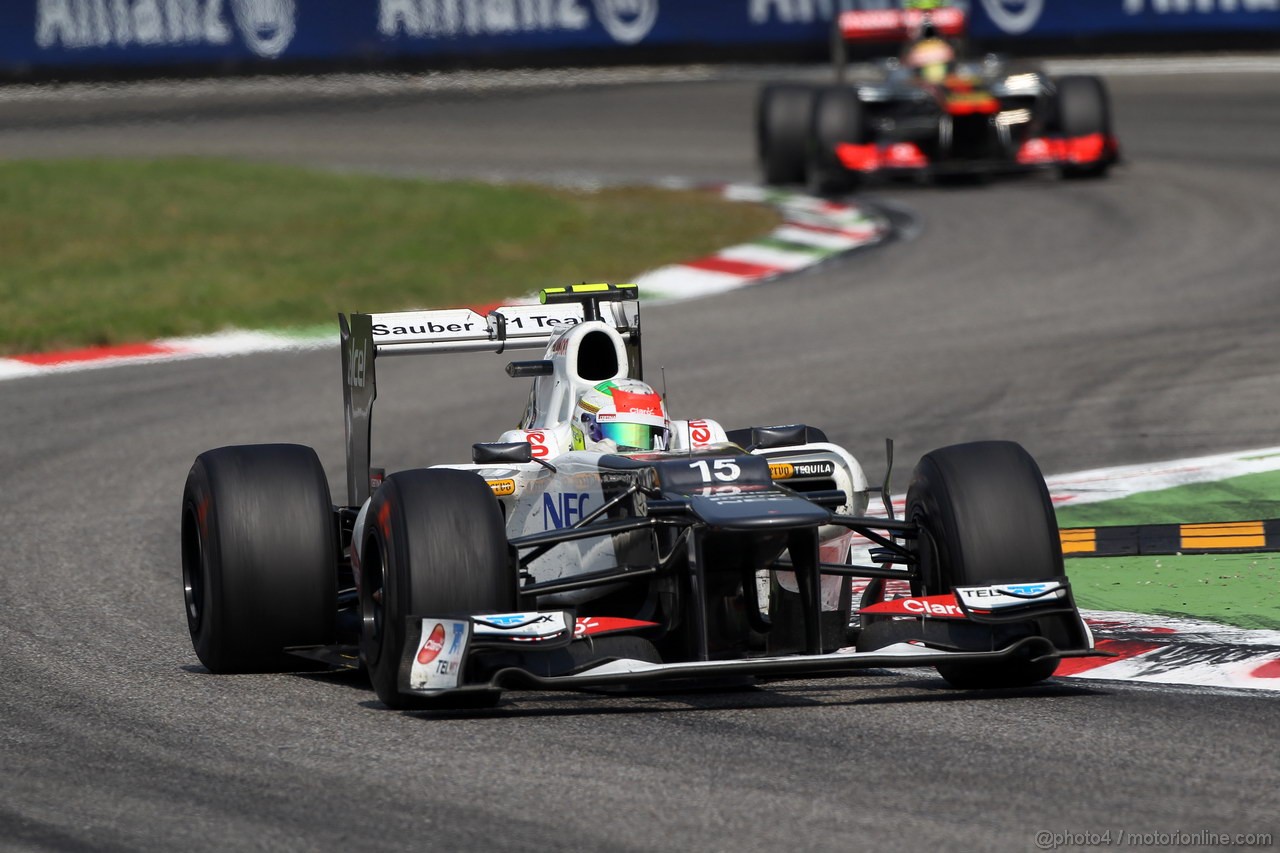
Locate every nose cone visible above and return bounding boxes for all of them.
[687,490,832,531]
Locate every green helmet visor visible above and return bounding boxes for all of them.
[600,422,669,451]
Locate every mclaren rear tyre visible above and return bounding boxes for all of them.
[807,86,866,197]
[181,444,337,673]
[1055,75,1113,180]
[360,468,516,710]
[907,441,1064,689]
[757,83,816,186]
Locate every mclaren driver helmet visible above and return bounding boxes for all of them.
[905,37,955,84]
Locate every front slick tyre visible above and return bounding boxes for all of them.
[1055,75,1113,180]
[360,468,515,710]
[907,441,1063,689]
[181,444,337,673]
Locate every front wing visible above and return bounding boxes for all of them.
[833,133,1119,177]
[397,611,1105,703]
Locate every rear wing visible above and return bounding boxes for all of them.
[338,283,641,506]
[831,5,966,82]
[837,7,965,42]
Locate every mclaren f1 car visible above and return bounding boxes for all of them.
[757,2,1119,193]
[181,284,1101,709]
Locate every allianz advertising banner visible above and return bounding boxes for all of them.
[1,0,822,72]
[968,0,1280,38]
[2,1,1278,75]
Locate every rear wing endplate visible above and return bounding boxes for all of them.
[338,284,641,506]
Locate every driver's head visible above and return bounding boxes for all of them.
[571,379,670,453]
[905,37,955,84]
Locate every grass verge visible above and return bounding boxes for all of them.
[0,158,780,354]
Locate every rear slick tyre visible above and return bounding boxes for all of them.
[807,86,865,197]
[181,444,337,673]
[360,468,515,710]
[758,83,816,186]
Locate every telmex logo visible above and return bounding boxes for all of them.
[1001,582,1052,596]
[979,0,1045,35]
[478,613,538,627]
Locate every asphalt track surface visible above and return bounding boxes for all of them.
[2,67,1279,851]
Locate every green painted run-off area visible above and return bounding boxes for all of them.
[1059,469,1280,630]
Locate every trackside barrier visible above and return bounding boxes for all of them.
[4,2,1279,79]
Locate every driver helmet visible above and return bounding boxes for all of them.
[571,379,670,453]
[905,37,955,84]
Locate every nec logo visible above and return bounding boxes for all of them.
[543,492,590,529]
[346,336,367,388]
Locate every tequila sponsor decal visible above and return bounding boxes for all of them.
[769,460,835,480]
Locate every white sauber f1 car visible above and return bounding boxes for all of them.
[182,284,1102,709]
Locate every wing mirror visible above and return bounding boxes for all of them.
[472,442,534,464]
[472,442,557,472]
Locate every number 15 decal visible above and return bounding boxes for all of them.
[689,459,741,482]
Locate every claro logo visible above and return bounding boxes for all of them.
[416,623,447,665]
[979,0,1045,35]
[900,597,964,617]
[35,0,298,58]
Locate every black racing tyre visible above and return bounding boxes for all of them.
[360,468,515,710]
[906,441,1063,688]
[1054,75,1113,179]
[807,86,865,197]
[757,83,817,186]
[181,444,337,673]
